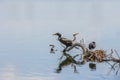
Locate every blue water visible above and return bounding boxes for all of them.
[0,0,120,80]
[0,46,120,80]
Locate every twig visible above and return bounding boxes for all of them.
[107,49,114,59]
[66,42,86,54]
[116,64,120,75]
[73,33,79,41]
[114,49,120,59]
[60,43,66,48]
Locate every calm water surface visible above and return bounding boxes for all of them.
[0,0,120,80]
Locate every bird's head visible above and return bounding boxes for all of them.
[73,33,79,36]
[92,41,96,44]
[53,32,62,37]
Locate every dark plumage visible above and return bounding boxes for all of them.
[53,33,73,52]
[88,41,96,50]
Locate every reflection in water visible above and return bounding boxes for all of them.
[0,65,17,80]
[89,63,96,71]
[50,32,120,80]
[52,32,108,73]
[0,0,120,80]
[56,53,80,73]
[49,44,57,54]
[0,65,56,80]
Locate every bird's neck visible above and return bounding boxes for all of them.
[73,36,76,41]
[58,36,61,40]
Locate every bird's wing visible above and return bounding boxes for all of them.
[61,37,68,40]
[88,43,92,48]
[61,38,72,44]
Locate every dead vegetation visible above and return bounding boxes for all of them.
[49,32,120,74]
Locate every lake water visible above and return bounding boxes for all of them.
[0,0,120,80]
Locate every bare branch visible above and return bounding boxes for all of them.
[116,64,120,75]
[73,33,79,41]
[66,42,86,54]
[114,49,120,59]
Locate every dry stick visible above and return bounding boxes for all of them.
[114,49,120,75]
[73,54,80,58]
[112,59,120,63]
[106,49,114,59]
[105,49,115,72]
[80,39,84,44]
[114,49,120,59]
[66,42,86,54]
[73,33,81,50]
[108,63,117,74]
[105,59,120,75]
[73,33,79,41]
[107,49,120,63]
[111,63,116,70]
[116,64,120,75]
[105,61,114,69]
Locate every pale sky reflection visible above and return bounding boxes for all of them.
[0,0,120,80]
[0,65,56,80]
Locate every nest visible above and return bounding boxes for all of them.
[83,50,107,62]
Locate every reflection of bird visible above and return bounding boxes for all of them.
[53,33,72,52]
[49,44,56,53]
[88,41,96,50]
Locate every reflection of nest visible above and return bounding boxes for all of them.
[83,50,107,62]
[89,63,96,70]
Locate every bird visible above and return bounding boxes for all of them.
[88,41,96,50]
[53,32,73,52]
